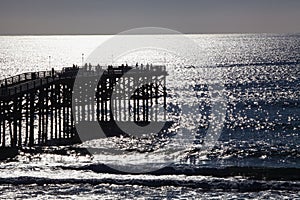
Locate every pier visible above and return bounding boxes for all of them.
[0,64,167,148]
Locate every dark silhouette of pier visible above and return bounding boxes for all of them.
[0,64,167,149]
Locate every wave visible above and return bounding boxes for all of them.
[0,173,299,192]
[59,164,300,181]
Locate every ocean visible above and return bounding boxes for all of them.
[0,34,299,199]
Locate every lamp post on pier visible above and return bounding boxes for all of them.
[49,56,51,70]
[82,53,84,67]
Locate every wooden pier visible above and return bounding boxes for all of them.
[0,64,167,148]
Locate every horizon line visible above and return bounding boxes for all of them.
[0,32,299,36]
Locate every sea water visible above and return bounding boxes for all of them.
[0,34,299,199]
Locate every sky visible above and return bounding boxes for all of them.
[0,0,299,35]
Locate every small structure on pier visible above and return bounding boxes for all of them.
[0,64,168,148]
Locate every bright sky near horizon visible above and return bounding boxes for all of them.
[0,0,299,35]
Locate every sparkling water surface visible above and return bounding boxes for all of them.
[0,34,299,199]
